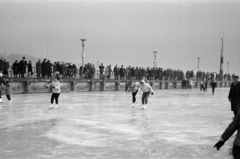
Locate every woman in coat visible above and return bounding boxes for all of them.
[28,61,33,78]
[12,60,19,77]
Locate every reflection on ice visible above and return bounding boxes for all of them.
[0,88,235,158]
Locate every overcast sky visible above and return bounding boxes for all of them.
[0,0,239,75]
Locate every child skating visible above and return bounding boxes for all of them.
[128,82,141,107]
[45,77,61,108]
[140,80,154,109]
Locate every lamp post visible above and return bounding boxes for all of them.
[227,62,230,75]
[80,39,86,78]
[153,51,157,67]
[197,57,200,81]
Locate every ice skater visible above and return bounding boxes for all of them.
[128,81,141,107]
[209,79,217,95]
[45,76,61,108]
[5,80,12,102]
[214,111,240,159]
[200,80,205,92]
[205,78,210,92]
[140,80,154,109]
[0,73,7,103]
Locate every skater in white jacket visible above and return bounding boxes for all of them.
[45,76,61,108]
[140,80,154,109]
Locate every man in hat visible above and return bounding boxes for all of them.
[18,57,27,78]
[228,75,240,118]
[0,72,7,103]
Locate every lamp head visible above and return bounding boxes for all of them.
[80,39,87,46]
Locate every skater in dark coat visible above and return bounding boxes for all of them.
[209,79,217,95]
[214,111,240,159]
[228,76,240,117]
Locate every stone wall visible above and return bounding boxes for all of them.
[2,78,232,94]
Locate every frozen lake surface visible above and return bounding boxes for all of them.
[0,88,236,159]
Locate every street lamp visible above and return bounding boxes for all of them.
[197,57,200,81]
[153,51,157,67]
[80,39,87,78]
[227,62,230,75]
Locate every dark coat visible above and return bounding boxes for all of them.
[114,67,118,76]
[228,82,240,112]
[120,67,124,76]
[36,62,42,73]
[210,81,217,88]
[28,63,32,73]
[99,65,105,73]
[4,62,9,72]
[229,82,240,102]
[41,61,47,75]
[46,62,52,75]
[0,60,3,72]
[12,62,19,74]
[221,111,240,146]
[18,60,27,74]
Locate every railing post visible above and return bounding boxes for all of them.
[25,78,31,93]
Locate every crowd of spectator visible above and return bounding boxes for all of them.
[98,64,185,81]
[0,56,235,81]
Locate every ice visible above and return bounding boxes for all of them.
[0,88,235,159]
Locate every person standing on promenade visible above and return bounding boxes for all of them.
[99,63,105,79]
[0,73,7,103]
[28,61,33,78]
[228,76,240,117]
[214,111,240,159]
[18,57,27,78]
[36,59,42,78]
[114,65,118,80]
[12,60,19,77]
[105,65,110,79]
[3,59,9,77]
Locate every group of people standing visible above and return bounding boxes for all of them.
[36,59,78,78]
[98,63,185,81]
[11,57,78,78]
[12,57,33,78]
